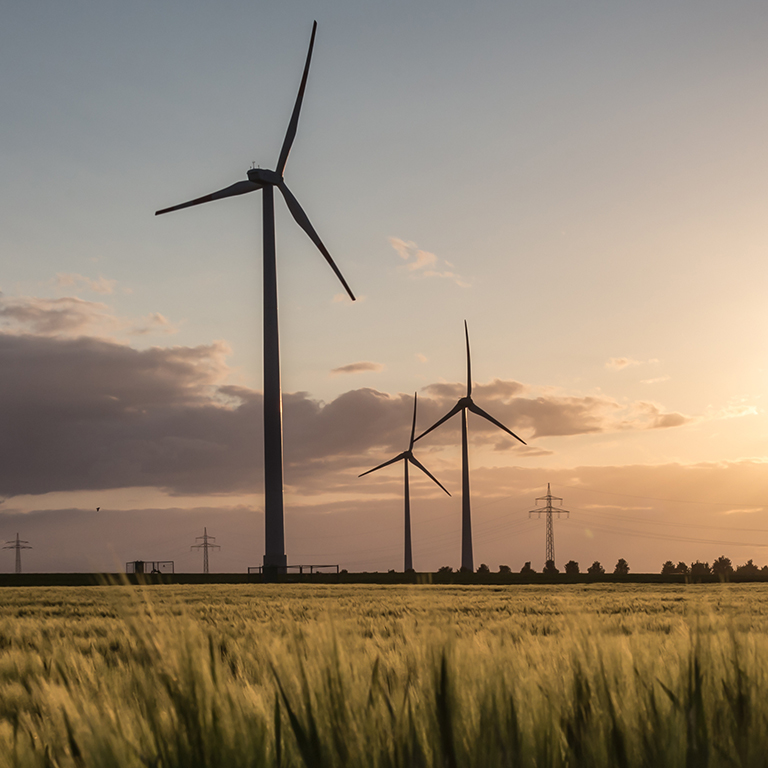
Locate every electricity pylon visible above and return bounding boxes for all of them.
[191,528,220,574]
[528,484,569,567]
[3,533,31,574]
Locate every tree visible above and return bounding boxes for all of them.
[520,561,535,574]
[476,563,490,575]
[565,560,580,575]
[675,561,689,574]
[498,564,512,574]
[437,565,453,574]
[661,560,675,575]
[543,560,559,575]
[587,561,604,576]
[712,555,733,578]
[690,561,711,577]
[736,559,760,577]
[614,558,630,576]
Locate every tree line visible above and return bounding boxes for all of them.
[435,556,766,576]
[659,556,766,577]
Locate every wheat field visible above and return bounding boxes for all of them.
[1,582,768,767]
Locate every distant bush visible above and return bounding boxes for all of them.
[587,561,605,576]
[564,560,580,575]
[614,558,630,576]
[690,561,711,577]
[498,565,512,574]
[543,560,559,575]
[437,565,453,574]
[520,561,535,575]
[712,556,734,578]
[736,559,760,577]
[661,560,675,575]
[476,563,490,575]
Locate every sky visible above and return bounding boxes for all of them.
[2,0,768,573]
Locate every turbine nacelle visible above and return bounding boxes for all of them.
[247,168,283,185]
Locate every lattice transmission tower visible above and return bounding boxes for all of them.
[3,533,32,574]
[191,527,220,574]
[528,484,569,567]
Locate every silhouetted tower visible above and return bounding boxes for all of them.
[3,534,32,574]
[528,484,569,566]
[191,528,220,574]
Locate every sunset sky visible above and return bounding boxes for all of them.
[2,1,768,573]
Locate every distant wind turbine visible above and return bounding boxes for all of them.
[359,393,450,571]
[156,22,355,572]
[415,322,526,572]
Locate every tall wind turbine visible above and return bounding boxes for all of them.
[415,322,526,572]
[359,394,450,572]
[156,22,355,572]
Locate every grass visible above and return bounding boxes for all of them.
[1,583,768,766]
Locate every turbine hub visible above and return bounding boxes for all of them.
[247,168,282,185]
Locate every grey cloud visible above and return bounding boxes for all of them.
[0,332,693,499]
[0,295,110,335]
[330,361,384,375]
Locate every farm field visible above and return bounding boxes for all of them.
[1,583,768,767]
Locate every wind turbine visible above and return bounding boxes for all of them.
[415,322,526,572]
[359,393,450,572]
[156,22,355,572]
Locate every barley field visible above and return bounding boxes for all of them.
[1,582,768,767]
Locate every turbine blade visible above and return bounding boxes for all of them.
[278,182,356,300]
[276,21,317,176]
[408,392,418,450]
[467,402,527,445]
[409,456,451,496]
[464,320,472,397]
[414,401,463,442]
[155,180,261,215]
[359,453,405,477]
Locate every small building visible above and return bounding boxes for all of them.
[125,560,174,574]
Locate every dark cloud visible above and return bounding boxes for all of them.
[0,332,694,499]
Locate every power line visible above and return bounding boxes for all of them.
[3,533,31,574]
[191,527,220,574]
[528,484,569,566]
[558,481,768,508]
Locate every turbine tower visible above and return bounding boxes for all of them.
[415,322,526,572]
[359,393,450,571]
[156,22,355,572]
[3,534,31,574]
[529,484,569,567]
[191,527,220,574]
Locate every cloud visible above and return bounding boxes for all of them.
[0,328,694,499]
[606,357,642,370]
[714,402,759,420]
[55,273,117,295]
[420,380,691,440]
[331,361,385,375]
[0,293,178,339]
[416,353,428,363]
[388,237,470,287]
[641,376,670,385]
